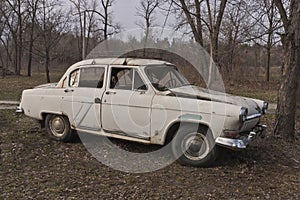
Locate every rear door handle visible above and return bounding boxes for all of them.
[95,98,101,104]
[64,89,74,93]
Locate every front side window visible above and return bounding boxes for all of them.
[110,68,133,90]
[134,71,147,90]
[110,67,147,91]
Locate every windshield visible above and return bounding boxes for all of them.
[144,65,190,91]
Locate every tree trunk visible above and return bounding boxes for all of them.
[274,40,298,140]
[27,39,33,77]
[17,0,22,75]
[45,51,51,83]
[195,0,203,46]
[27,1,38,77]
[297,78,300,122]
[274,0,300,140]
[266,0,274,82]
[27,20,35,77]
[266,46,271,82]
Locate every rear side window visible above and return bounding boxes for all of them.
[70,69,80,87]
[69,67,105,88]
[79,67,105,88]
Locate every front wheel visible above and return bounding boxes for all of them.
[172,125,218,167]
[45,114,73,142]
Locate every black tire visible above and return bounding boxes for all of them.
[45,114,73,142]
[172,124,218,167]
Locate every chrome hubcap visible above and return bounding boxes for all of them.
[50,116,65,136]
[182,133,209,161]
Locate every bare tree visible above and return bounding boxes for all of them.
[70,0,120,59]
[35,0,70,82]
[264,0,277,82]
[273,0,300,141]
[220,0,248,73]
[171,0,227,84]
[136,0,159,38]
[97,0,120,41]
[1,0,26,75]
[136,0,159,56]
[69,0,100,59]
[246,0,281,82]
[171,0,204,46]
[26,0,40,77]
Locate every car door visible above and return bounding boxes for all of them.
[101,66,153,140]
[62,65,107,131]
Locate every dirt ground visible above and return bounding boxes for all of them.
[1,110,299,199]
[0,75,299,199]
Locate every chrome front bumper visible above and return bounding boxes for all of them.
[216,125,267,150]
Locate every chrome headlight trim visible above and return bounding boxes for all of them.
[239,107,248,123]
[262,102,269,114]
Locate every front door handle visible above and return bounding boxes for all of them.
[64,89,74,93]
[105,91,116,95]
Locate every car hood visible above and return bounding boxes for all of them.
[169,86,263,115]
[34,83,58,89]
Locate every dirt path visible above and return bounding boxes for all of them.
[0,100,19,110]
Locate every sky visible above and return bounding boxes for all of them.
[114,0,138,29]
[113,0,171,30]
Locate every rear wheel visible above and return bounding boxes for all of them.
[172,124,218,167]
[45,114,73,142]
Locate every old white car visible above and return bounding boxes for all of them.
[17,58,268,167]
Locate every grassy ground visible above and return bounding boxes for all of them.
[0,71,63,101]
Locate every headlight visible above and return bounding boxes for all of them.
[262,102,269,114]
[239,107,248,123]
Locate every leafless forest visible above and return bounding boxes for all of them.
[0,0,285,78]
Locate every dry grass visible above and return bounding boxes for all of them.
[0,71,64,101]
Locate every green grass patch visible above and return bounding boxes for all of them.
[230,90,278,103]
[0,71,64,101]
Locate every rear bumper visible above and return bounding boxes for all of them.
[16,106,24,113]
[216,125,267,150]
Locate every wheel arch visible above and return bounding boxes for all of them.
[40,112,74,129]
[163,120,212,145]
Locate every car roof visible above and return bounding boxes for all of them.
[73,58,172,67]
